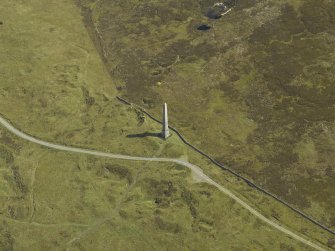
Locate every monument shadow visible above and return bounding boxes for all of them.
[126,132,161,138]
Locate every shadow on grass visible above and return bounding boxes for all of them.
[126,132,162,139]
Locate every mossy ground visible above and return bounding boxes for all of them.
[0,0,335,250]
[77,0,335,232]
[0,127,321,250]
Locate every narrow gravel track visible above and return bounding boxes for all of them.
[0,115,327,251]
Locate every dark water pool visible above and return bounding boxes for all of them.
[197,24,211,31]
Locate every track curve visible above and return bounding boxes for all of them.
[0,114,327,251]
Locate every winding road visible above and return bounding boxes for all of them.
[0,115,327,251]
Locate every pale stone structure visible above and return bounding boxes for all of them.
[162,103,170,139]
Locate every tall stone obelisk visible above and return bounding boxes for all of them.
[162,103,170,139]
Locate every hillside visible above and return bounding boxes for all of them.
[0,0,334,250]
[77,0,335,232]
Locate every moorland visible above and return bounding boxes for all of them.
[0,0,334,250]
[77,0,335,232]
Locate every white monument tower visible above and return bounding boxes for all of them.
[162,103,170,139]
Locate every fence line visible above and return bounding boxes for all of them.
[116,95,335,237]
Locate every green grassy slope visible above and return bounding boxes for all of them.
[0,127,318,250]
[0,0,334,250]
[0,0,162,157]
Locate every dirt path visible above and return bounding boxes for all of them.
[0,114,327,251]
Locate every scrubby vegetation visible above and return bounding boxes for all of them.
[0,0,334,250]
[77,0,335,232]
[1,127,323,250]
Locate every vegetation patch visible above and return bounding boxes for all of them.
[77,0,335,229]
[0,0,333,250]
